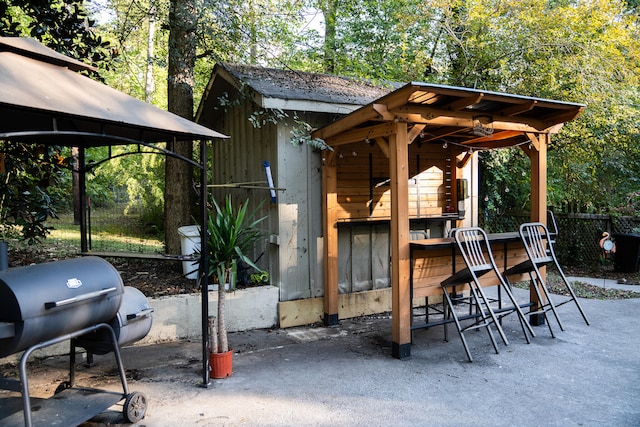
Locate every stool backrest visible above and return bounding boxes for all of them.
[453,227,493,273]
[519,222,554,264]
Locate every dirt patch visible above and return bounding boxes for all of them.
[7,247,198,298]
[6,247,640,300]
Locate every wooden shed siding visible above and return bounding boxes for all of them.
[331,142,461,294]
[332,142,454,221]
[275,117,324,301]
[336,223,391,294]
[208,99,279,280]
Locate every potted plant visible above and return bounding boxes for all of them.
[204,194,266,378]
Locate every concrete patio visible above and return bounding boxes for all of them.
[2,285,639,426]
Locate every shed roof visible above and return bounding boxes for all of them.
[222,63,399,105]
[0,37,227,147]
[197,63,400,116]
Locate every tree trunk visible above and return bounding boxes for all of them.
[319,0,337,74]
[144,2,156,103]
[165,0,196,255]
[217,267,229,353]
[208,315,217,353]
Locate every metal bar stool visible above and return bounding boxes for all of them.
[503,222,589,335]
[441,227,535,362]
[413,229,469,331]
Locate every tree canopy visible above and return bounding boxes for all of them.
[0,0,115,242]
[133,0,640,216]
[2,0,639,243]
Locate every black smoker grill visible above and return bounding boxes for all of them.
[0,256,152,426]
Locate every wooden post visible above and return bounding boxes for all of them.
[529,132,548,325]
[530,133,548,223]
[390,122,411,359]
[323,151,339,326]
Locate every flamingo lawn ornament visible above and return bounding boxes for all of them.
[599,232,616,254]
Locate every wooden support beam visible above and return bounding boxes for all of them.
[407,124,426,144]
[463,130,524,146]
[444,93,484,111]
[530,133,548,223]
[392,105,546,132]
[375,137,390,158]
[539,106,585,129]
[419,126,468,142]
[529,132,548,325]
[312,85,415,141]
[322,154,339,326]
[498,100,537,117]
[312,104,379,141]
[457,151,474,168]
[390,121,411,359]
[373,103,395,120]
[526,132,540,151]
[324,122,396,147]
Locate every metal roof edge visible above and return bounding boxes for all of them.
[407,81,586,108]
[0,36,98,73]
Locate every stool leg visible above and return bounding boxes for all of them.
[442,286,473,362]
[527,272,558,337]
[468,284,501,353]
[557,268,591,325]
[534,270,565,332]
[499,278,536,343]
[471,282,508,347]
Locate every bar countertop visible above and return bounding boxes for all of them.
[409,231,521,250]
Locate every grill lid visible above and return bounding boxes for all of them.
[0,256,125,357]
[0,256,124,322]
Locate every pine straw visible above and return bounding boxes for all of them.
[513,272,640,300]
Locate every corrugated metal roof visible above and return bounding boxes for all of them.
[0,37,227,146]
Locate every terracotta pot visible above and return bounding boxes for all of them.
[209,349,233,378]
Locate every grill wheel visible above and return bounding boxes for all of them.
[123,391,147,423]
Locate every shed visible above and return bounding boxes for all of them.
[311,82,585,358]
[196,64,402,326]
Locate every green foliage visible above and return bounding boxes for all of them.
[321,0,441,81]
[204,195,266,285]
[289,119,332,151]
[88,146,165,234]
[95,0,169,107]
[0,143,63,243]
[4,0,640,240]
[0,0,118,242]
[479,149,530,216]
[0,0,114,72]
[196,0,307,66]
[437,0,640,216]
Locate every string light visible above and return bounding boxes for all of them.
[439,139,532,152]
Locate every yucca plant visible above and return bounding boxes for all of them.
[205,194,266,354]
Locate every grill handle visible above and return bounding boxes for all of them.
[45,287,118,309]
[126,308,154,321]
